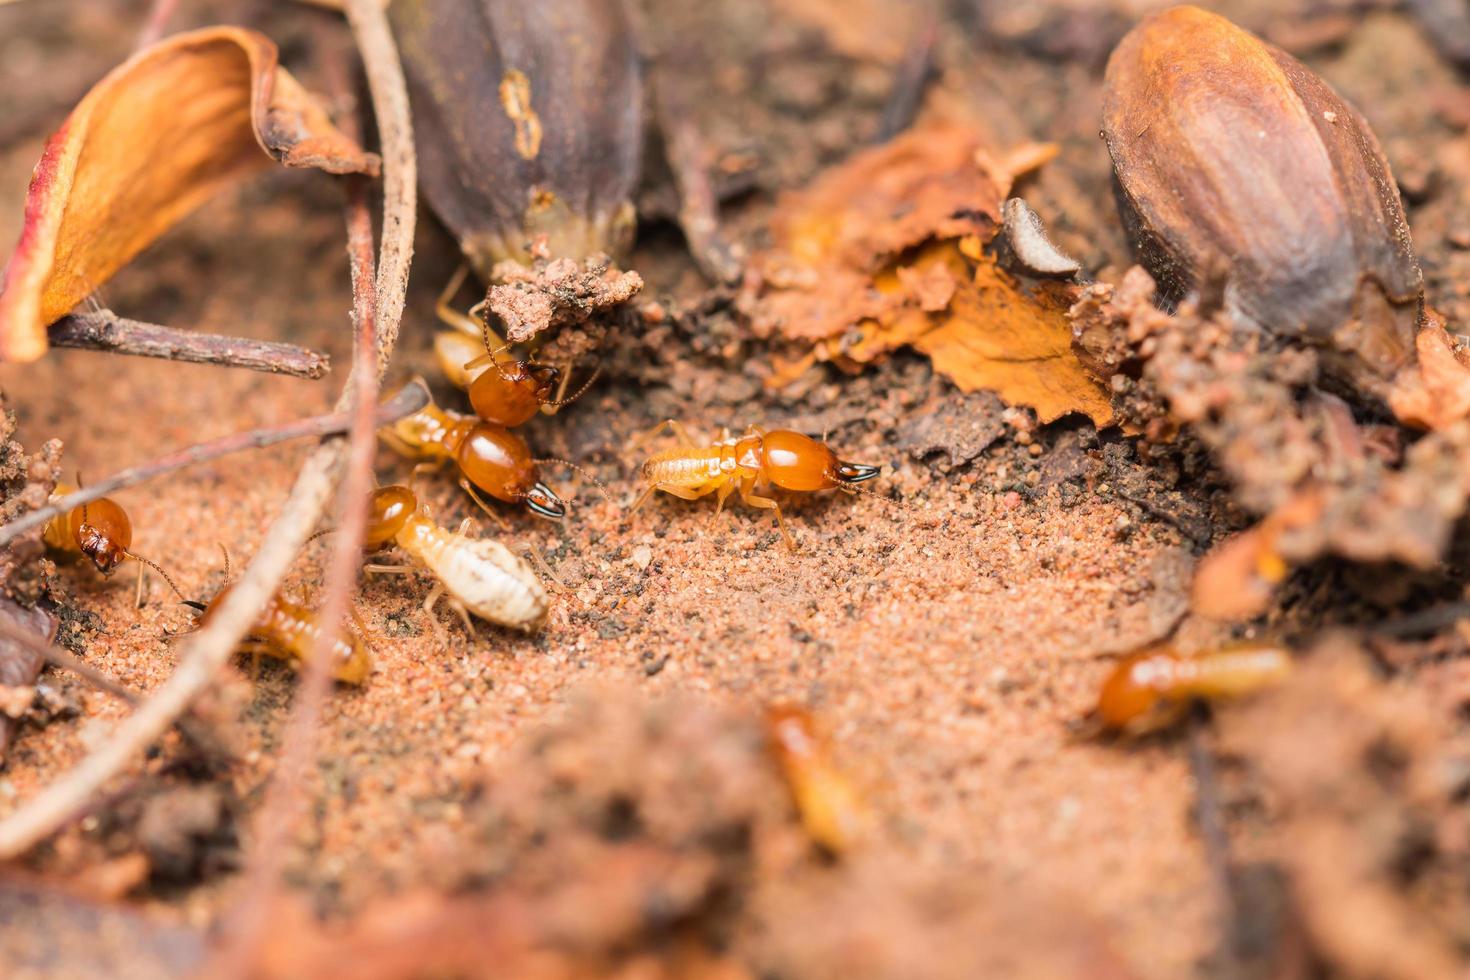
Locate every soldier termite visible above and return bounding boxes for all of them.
[42,481,185,605]
[632,421,882,550]
[381,393,567,521]
[362,484,548,633]
[1089,642,1293,735]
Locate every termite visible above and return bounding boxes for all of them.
[42,482,185,604]
[1091,642,1293,735]
[362,484,548,633]
[187,582,372,686]
[381,393,567,520]
[434,265,599,426]
[631,422,881,549]
[766,704,865,855]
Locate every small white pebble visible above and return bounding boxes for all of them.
[631,545,653,570]
[1323,110,1338,123]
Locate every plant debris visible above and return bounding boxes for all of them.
[750,123,1110,424]
[0,26,378,363]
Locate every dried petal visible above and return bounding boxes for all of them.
[0,27,379,363]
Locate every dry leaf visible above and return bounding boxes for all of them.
[1388,314,1470,429]
[753,125,1110,425]
[0,597,56,763]
[0,27,379,362]
[779,0,914,62]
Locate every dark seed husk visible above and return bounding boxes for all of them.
[390,0,644,276]
[1102,5,1423,391]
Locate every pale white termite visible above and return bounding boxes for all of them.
[363,485,549,632]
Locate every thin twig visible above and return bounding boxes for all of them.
[874,12,938,142]
[48,310,331,379]
[0,0,416,861]
[216,182,384,975]
[0,616,138,707]
[1188,708,1242,969]
[134,0,180,50]
[0,382,427,547]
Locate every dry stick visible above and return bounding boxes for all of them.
[0,382,427,547]
[874,12,938,143]
[651,63,742,285]
[215,183,384,976]
[212,2,415,972]
[48,310,331,379]
[0,0,416,861]
[134,0,180,50]
[1188,709,1243,969]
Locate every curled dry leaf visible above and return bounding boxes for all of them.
[1387,313,1470,430]
[0,598,57,764]
[0,27,379,363]
[753,124,1110,425]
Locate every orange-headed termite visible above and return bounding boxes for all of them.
[381,393,567,520]
[42,482,185,604]
[632,421,881,549]
[187,583,372,686]
[1092,643,1293,735]
[766,704,865,854]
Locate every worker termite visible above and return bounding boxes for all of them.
[42,482,185,603]
[186,582,372,686]
[766,704,865,855]
[363,484,548,633]
[1090,642,1293,735]
[632,422,882,549]
[381,393,567,520]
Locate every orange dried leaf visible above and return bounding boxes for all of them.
[1388,317,1470,430]
[0,27,379,362]
[756,125,1109,425]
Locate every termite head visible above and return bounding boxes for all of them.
[468,359,559,427]
[1095,650,1179,731]
[366,485,419,548]
[73,498,132,574]
[761,430,882,493]
[457,423,567,520]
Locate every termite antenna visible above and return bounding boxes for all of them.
[841,482,920,513]
[218,543,233,580]
[533,458,615,508]
[462,342,514,376]
[124,550,187,601]
[307,527,337,544]
[541,361,603,409]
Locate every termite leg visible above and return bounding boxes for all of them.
[739,478,795,551]
[634,419,697,452]
[434,263,481,337]
[348,606,374,650]
[458,477,511,531]
[364,563,416,576]
[409,461,440,496]
[713,480,737,521]
[134,562,147,609]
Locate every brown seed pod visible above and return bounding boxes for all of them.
[1102,5,1423,388]
[389,0,643,275]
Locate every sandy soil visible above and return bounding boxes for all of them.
[1,1,1468,978]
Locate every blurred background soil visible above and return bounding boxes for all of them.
[0,1,1468,978]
